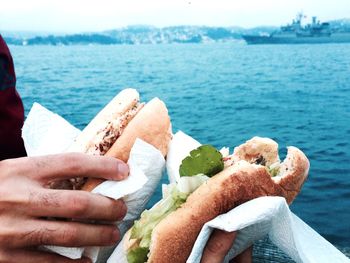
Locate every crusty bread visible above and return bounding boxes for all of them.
[144,138,309,263]
[272,146,310,203]
[232,137,310,204]
[232,136,280,166]
[81,96,172,192]
[107,98,171,162]
[68,88,140,153]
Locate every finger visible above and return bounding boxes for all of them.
[0,248,91,263]
[9,153,129,182]
[201,230,237,263]
[229,246,253,263]
[7,219,120,248]
[27,189,127,221]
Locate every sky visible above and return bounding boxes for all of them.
[0,0,350,33]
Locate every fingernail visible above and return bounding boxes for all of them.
[117,162,129,178]
[115,199,127,221]
[111,228,120,243]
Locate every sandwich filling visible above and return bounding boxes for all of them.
[223,137,281,177]
[87,103,144,155]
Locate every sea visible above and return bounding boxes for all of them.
[10,42,350,251]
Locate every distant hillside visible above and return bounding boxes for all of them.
[3,26,245,45]
[102,25,245,44]
[2,19,350,46]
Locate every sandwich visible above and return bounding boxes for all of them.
[62,88,172,190]
[124,137,310,263]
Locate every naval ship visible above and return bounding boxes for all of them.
[242,14,350,44]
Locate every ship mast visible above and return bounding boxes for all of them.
[295,12,305,25]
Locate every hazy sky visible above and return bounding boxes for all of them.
[1,0,349,33]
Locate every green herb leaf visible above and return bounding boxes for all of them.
[179,145,224,177]
[127,247,149,263]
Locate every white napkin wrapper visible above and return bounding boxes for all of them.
[22,102,81,156]
[22,103,165,262]
[109,131,350,263]
[189,196,350,263]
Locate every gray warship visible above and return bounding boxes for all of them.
[242,13,350,44]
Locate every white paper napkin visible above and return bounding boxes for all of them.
[22,102,81,156]
[22,103,165,262]
[188,196,350,263]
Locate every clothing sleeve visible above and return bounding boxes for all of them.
[0,35,27,160]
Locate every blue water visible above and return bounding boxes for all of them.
[10,43,350,248]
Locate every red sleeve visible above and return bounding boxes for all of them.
[0,35,27,160]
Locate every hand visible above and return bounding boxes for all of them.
[201,230,252,263]
[0,153,129,263]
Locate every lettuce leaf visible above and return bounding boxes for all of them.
[130,185,189,248]
[267,162,280,177]
[127,247,149,263]
[268,166,280,177]
[176,174,210,193]
[179,145,224,177]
